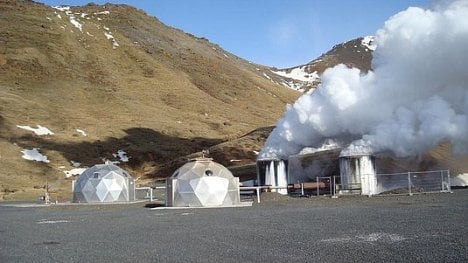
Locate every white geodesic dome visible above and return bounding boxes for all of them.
[166,158,241,207]
[73,163,135,203]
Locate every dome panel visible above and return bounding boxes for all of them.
[72,163,135,203]
[95,180,110,201]
[167,158,241,207]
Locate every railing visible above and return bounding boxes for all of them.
[135,186,166,202]
[333,170,452,197]
[377,170,451,196]
[135,187,154,201]
[240,186,289,203]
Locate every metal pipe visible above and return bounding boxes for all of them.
[316,176,319,196]
[408,172,413,196]
[256,188,260,203]
[441,170,444,191]
[287,182,326,189]
[447,170,452,193]
[333,176,336,196]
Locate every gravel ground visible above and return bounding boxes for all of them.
[0,189,467,262]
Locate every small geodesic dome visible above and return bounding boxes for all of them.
[166,158,241,207]
[73,163,135,203]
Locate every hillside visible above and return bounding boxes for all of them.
[2,1,462,201]
[0,0,300,200]
[272,36,375,92]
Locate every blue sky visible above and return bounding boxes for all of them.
[39,0,431,68]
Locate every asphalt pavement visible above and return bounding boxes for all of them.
[0,190,467,262]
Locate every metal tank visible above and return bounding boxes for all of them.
[339,154,377,196]
[256,159,288,195]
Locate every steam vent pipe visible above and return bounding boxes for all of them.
[339,154,377,196]
[256,159,288,195]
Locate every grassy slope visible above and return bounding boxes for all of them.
[0,1,298,200]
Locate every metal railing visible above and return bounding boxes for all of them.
[135,187,154,201]
[332,170,452,197]
[376,170,451,196]
[135,186,166,202]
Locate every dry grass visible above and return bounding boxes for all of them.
[0,1,299,200]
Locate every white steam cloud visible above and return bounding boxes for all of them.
[260,0,468,159]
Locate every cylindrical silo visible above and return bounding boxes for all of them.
[256,159,288,195]
[339,154,377,196]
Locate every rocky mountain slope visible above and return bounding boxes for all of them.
[272,36,375,92]
[0,0,302,200]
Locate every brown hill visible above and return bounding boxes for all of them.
[0,0,300,200]
[272,37,374,91]
[305,36,374,73]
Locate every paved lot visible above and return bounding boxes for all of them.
[0,190,467,262]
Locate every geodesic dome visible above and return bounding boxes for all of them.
[166,158,241,207]
[73,163,135,203]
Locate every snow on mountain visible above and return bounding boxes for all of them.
[53,5,119,48]
[361,36,376,51]
[17,125,54,136]
[271,66,319,92]
[272,36,376,93]
[21,148,50,163]
[113,150,130,163]
[272,66,319,82]
[63,168,86,178]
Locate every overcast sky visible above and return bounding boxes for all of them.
[39,0,431,68]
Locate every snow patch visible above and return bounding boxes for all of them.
[69,16,82,32]
[53,6,84,33]
[452,173,468,187]
[76,129,87,136]
[272,67,319,82]
[94,11,110,15]
[52,6,70,12]
[113,150,130,162]
[64,168,86,178]
[104,32,119,49]
[272,66,320,92]
[361,36,377,51]
[21,148,50,163]
[104,32,113,40]
[17,125,54,136]
[71,161,81,167]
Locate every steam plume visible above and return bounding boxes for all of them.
[260,0,468,159]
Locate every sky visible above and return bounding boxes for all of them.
[39,0,431,68]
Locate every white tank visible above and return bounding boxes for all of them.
[339,154,377,196]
